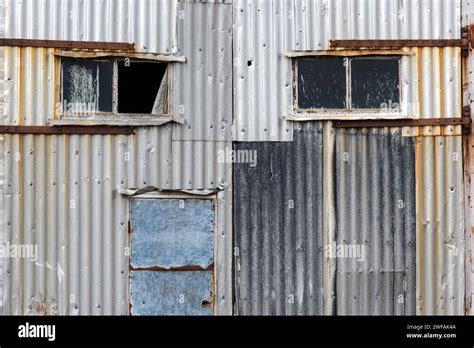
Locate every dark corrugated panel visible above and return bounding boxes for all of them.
[234,124,324,315]
[334,128,416,315]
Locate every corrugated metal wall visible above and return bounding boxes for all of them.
[234,124,324,315]
[334,128,416,315]
[1,0,233,315]
[234,125,417,315]
[462,0,474,316]
[0,0,5,314]
[417,135,465,315]
[233,0,461,142]
[233,0,466,315]
[4,0,178,54]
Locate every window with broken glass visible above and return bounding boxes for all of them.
[295,56,401,114]
[60,58,170,118]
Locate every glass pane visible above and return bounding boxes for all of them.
[297,57,346,109]
[351,58,400,109]
[62,60,113,113]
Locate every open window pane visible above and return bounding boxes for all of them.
[297,57,346,109]
[118,61,168,114]
[351,58,400,109]
[62,60,113,113]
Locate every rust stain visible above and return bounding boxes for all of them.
[129,264,214,271]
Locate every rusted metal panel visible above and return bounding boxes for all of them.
[130,270,213,315]
[130,198,214,269]
[334,128,416,315]
[333,114,472,134]
[461,0,474,315]
[330,39,465,48]
[0,38,134,51]
[234,124,324,315]
[0,125,134,135]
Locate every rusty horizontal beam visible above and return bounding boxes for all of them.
[333,116,472,133]
[0,125,134,135]
[330,26,474,56]
[330,39,464,49]
[0,38,134,51]
[130,264,214,272]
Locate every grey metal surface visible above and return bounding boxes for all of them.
[130,198,214,269]
[1,0,234,315]
[233,0,461,141]
[334,127,416,315]
[4,0,178,54]
[130,270,213,315]
[416,135,465,315]
[461,0,474,316]
[234,124,324,315]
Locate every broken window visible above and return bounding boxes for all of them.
[61,58,169,117]
[296,56,400,112]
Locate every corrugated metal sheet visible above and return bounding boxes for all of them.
[5,0,178,54]
[233,0,461,142]
[1,0,233,315]
[3,1,233,143]
[173,1,233,142]
[234,124,324,315]
[461,0,474,316]
[416,135,465,315]
[334,127,416,315]
[0,0,5,314]
[234,125,418,316]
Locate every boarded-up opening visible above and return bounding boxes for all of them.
[129,198,215,315]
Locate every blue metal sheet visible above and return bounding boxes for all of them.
[130,271,213,315]
[130,199,214,269]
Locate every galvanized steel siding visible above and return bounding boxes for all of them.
[173,1,233,142]
[234,124,324,315]
[233,0,461,142]
[1,1,234,315]
[334,128,416,315]
[0,0,5,314]
[5,0,178,54]
[3,134,130,314]
[417,136,465,315]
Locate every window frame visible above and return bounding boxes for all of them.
[53,55,179,126]
[289,51,414,120]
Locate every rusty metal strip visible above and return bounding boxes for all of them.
[333,114,472,134]
[0,38,134,51]
[0,125,134,135]
[331,26,473,57]
[330,39,464,48]
[130,265,214,271]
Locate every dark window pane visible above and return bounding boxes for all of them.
[351,58,400,109]
[62,60,113,113]
[297,57,346,109]
[118,61,168,114]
